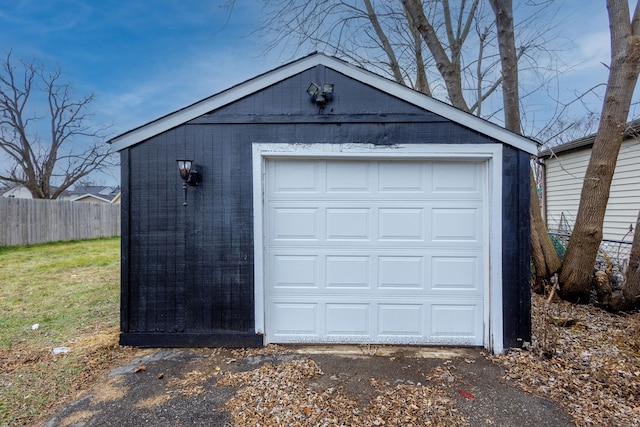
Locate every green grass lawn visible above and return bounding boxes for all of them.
[0,238,129,425]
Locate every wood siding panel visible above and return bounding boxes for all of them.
[545,140,640,241]
[502,147,531,348]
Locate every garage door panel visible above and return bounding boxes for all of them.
[430,303,483,342]
[269,298,484,344]
[378,256,424,289]
[326,256,371,288]
[269,250,482,296]
[326,208,371,240]
[378,162,425,193]
[378,208,425,241]
[272,208,319,240]
[432,162,482,194]
[326,161,372,192]
[271,160,320,193]
[431,208,481,242]
[271,255,319,288]
[325,304,370,336]
[271,303,319,337]
[265,159,486,346]
[269,202,483,246]
[431,256,480,291]
[378,304,424,336]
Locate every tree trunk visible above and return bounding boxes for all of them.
[488,0,520,132]
[488,0,561,288]
[401,0,470,111]
[530,168,562,292]
[623,210,640,308]
[560,0,640,302]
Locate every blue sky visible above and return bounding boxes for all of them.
[0,1,631,185]
[0,1,270,135]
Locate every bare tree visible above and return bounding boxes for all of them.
[0,52,113,199]
[559,0,640,302]
[260,1,501,114]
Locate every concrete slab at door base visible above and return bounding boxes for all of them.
[286,344,477,358]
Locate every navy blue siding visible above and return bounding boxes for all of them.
[119,64,531,348]
[501,146,532,347]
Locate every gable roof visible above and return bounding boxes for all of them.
[539,118,640,158]
[108,52,538,155]
[67,185,120,198]
[71,193,113,203]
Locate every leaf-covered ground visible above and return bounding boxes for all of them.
[491,294,640,426]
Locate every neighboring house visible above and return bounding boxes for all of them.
[68,186,121,203]
[108,53,538,354]
[1,184,72,199]
[1,184,34,199]
[0,183,120,202]
[540,120,640,243]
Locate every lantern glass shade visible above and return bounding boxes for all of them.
[176,159,192,181]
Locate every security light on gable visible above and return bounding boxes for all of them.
[307,82,334,108]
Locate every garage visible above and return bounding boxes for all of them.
[263,158,485,345]
[111,52,536,353]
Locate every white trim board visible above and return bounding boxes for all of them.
[109,53,537,156]
[252,143,504,354]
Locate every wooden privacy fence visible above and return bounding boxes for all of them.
[0,197,120,246]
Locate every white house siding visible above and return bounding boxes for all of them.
[1,185,33,199]
[544,138,640,242]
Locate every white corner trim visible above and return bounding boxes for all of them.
[252,142,504,354]
[252,145,266,335]
[488,144,504,354]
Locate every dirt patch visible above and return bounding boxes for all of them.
[90,377,127,404]
[58,410,98,427]
[133,394,172,409]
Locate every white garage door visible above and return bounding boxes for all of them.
[264,159,486,345]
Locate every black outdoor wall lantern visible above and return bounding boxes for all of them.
[307,82,334,108]
[176,159,199,206]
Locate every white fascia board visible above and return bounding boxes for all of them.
[109,55,329,152]
[326,58,537,155]
[110,53,538,156]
